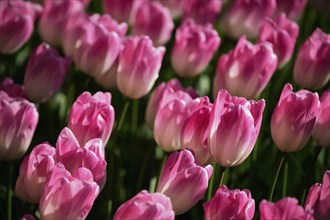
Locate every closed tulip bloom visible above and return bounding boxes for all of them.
[258,13,299,69]
[40,163,99,220]
[271,84,320,152]
[117,36,165,99]
[260,197,311,220]
[93,58,119,90]
[313,90,330,148]
[274,0,307,21]
[305,170,330,219]
[293,28,330,90]
[221,0,276,39]
[0,0,42,54]
[183,0,222,25]
[156,0,185,19]
[171,19,221,77]
[145,78,198,129]
[132,2,174,46]
[0,77,25,98]
[203,185,255,220]
[180,97,213,165]
[209,90,265,167]
[68,91,115,147]
[0,91,39,161]
[24,43,72,103]
[213,37,277,99]
[15,143,56,204]
[114,190,175,220]
[157,150,213,215]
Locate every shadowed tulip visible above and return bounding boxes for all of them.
[183,0,222,25]
[274,0,307,21]
[0,78,25,98]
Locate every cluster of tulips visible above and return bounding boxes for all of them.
[0,0,329,219]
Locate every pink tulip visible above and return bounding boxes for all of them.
[221,0,276,39]
[15,143,56,203]
[305,170,330,219]
[156,0,185,18]
[55,127,107,189]
[93,58,119,90]
[68,91,115,147]
[0,78,25,98]
[313,90,330,148]
[274,0,307,21]
[132,2,174,46]
[117,36,165,99]
[209,90,265,167]
[258,13,299,69]
[183,0,222,25]
[114,190,175,220]
[203,185,255,220]
[20,215,35,220]
[145,78,198,129]
[0,91,39,161]
[213,37,277,99]
[271,84,320,152]
[157,150,212,215]
[24,43,72,103]
[171,19,220,77]
[0,0,42,54]
[260,197,311,220]
[180,97,213,165]
[293,28,330,90]
[39,163,99,220]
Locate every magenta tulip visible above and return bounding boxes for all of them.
[274,0,307,21]
[0,78,25,98]
[313,90,330,148]
[183,0,222,25]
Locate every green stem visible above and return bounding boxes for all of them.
[218,166,227,187]
[7,164,12,220]
[117,100,130,132]
[154,154,167,193]
[282,162,288,198]
[268,152,285,202]
[207,162,217,200]
[131,99,139,132]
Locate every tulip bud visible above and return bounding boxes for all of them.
[157,150,213,215]
[258,13,299,69]
[183,0,222,25]
[114,190,175,220]
[117,36,165,99]
[293,28,330,90]
[271,84,320,152]
[203,185,255,220]
[145,78,198,129]
[68,91,115,147]
[213,37,277,99]
[0,0,42,54]
[209,90,265,167]
[156,0,185,19]
[313,90,330,148]
[260,197,311,220]
[132,2,174,46]
[0,91,39,161]
[305,170,330,219]
[39,163,99,220]
[15,143,56,204]
[24,43,71,103]
[171,19,220,77]
[274,0,307,21]
[221,0,276,39]
[0,78,25,98]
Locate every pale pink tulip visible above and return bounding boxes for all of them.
[313,90,330,148]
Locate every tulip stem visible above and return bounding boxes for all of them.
[268,152,285,202]
[7,164,12,220]
[131,99,139,132]
[219,166,227,187]
[117,100,130,131]
[207,162,217,200]
[282,162,288,198]
[154,154,167,193]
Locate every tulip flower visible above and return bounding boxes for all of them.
[24,43,72,103]
[15,143,56,204]
[203,185,255,220]
[145,78,198,129]
[93,58,119,90]
[39,163,99,220]
[0,78,25,98]
[156,150,213,214]
[156,0,185,18]
[293,28,330,90]
[117,36,165,99]
[260,197,311,220]
[258,13,299,69]
[68,91,114,147]
[132,2,174,46]
[171,19,221,77]
[313,90,330,148]
[114,190,175,220]
[271,84,320,152]
[209,90,265,167]
[274,0,307,21]
[55,127,107,189]
[213,37,277,99]
[20,215,35,220]
[0,91,39,161]
[183,0,222,25]
[0,0,42,54]
[305,170,330,219]
[221,0,276,39]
